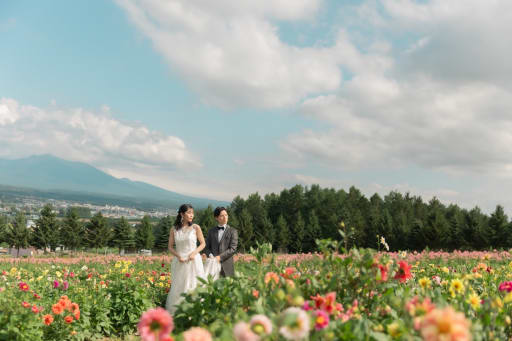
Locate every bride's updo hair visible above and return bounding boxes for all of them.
[175,204,194,230]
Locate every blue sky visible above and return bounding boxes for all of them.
[1,0,512,214]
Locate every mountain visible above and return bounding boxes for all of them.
[0,154,228,209]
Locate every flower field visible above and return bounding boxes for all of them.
[2,245,512,340]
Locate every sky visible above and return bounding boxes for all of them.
[1,0,512,214]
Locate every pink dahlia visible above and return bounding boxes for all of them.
[18,282,29,291]
[250,314,273,335]
[137,307,174,341]
[233,322,260,341]
[499,281,512,292]
[314,310,329,330]
[420,306,471,341]
[279,307,310,340]
[183,327,212,341]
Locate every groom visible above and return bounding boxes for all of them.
[203,206,238,277]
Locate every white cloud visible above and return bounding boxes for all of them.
[0,99,19,126]
[284,79,512,174]
[280,0,512,177]
[0,98,201,170]
[115,0,353,109]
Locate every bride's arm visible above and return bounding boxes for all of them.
[168,228,185,262]
[188,225,206,260]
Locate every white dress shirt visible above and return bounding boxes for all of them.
[218,224,227,242]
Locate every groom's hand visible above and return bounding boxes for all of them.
[215,256,221,262]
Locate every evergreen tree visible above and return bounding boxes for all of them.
[290,211,305,252]
[367,195,384,249]
[391,211,408,251]
[261,215,275,247]
[114,217,135,254]
[424,198,450,250]
[465,207,489,250]
[488,205,508,249]
[32,204,60,252]
[408,219,425,251]
[303,209,320,252]
[197,205,216,237]
[381,209,394,248]
[446,205,465,250]
[135,215,155,250]
[275,215,289,253]
[237,208,254,252]
[61,207,84,251]
[0,215,7,244]
[85,212,112,252]
[154,215,173,250]
[6,212,29,257]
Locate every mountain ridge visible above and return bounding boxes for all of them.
[0,154,228,209]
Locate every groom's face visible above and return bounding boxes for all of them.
[215,210,228,226]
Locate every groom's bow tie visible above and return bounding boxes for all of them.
[217,226,225,231]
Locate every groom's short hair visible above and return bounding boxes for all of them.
[214,206,227,217]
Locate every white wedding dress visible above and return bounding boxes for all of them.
[166,225,205,314]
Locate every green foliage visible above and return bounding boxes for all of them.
[106,271,153,336]
[0,214,7,243]
[236,208,254,253]
[0,294,44,340]
[5,212,29,256]
[113,217,135,254]
[275,215,289,253]
[32,204,60,251]
[225,184,512,252]
[154,215,173,250]
[70,206,92,219]
[290,211,305,253]
[85,212,112,250]
[61,208,85,251]
[195,205,216,237]
[135,215,154,250]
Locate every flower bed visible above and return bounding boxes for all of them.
[2,245,512,340]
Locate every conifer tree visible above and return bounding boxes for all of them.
[489,205,508,249]
[135,215,155,250]
[275,214,289,253]
[85,212,112,252]
[114,216,135,255]
[0,215,7,243]
[304,210,320,252]
[61,207,84,251]
[290,211,305,253]
[154,215,173,250]
[32,204,60,252]
[6,212,29,257]
[197,205,216,237]
[237,208,254,252]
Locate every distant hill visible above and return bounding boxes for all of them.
[0,154,228,209]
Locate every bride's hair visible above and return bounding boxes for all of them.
[175,204,194,230]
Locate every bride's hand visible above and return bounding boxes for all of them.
[188,253,196,261]
[178,256,187,263]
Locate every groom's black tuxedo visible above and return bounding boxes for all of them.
[204,224,238,277]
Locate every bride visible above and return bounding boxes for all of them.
[166,204,206,314]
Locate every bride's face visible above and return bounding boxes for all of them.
[181,208,194,224]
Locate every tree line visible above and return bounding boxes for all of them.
[220,185,511,253]
[0,205,161,256]
[1,184,511,254]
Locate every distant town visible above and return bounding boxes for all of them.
[0,196,177,226]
